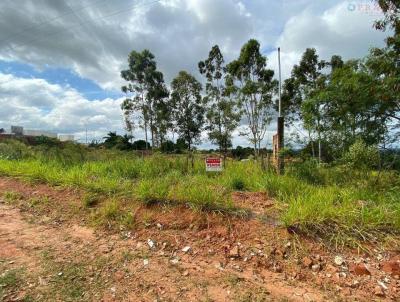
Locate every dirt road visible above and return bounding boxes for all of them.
[0,177,399,301]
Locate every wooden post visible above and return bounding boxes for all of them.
[277,116,285,175]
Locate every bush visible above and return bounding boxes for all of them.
[343,139,380,169]
[0,140,32,160]
[231,178,246,191]
[287,160,325,185]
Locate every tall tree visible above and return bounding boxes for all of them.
[312,60,388,158]
[282,48,340,161]
[147,71,170,148]
[375,0,400,53]
[368,0,400,141]
[199,45,240,157]
[170,71,204,151]
[226,39,277,157]
[120,49,168,149]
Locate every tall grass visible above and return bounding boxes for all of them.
[0,139,399,244]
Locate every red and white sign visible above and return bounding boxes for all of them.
[205,157,223,172]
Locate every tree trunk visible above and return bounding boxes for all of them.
[309,131,315,158]
[144,121,149,150]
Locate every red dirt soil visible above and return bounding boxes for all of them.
[0,177,399,301]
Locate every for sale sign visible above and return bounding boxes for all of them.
[205,157,223,172]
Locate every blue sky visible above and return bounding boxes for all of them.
[0,60,122,101]
[0,0,388,147]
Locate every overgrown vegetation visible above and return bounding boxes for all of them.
[0,139,399,247]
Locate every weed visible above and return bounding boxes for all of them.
[3,191,23,204]
[231,178,246,191]
[82,192,99,208]
[0,269,22,300]
[225,274,243,286]
[28,196,50,208]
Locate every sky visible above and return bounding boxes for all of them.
[0,0,389,148]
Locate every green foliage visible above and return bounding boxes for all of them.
[3,191,24,204]
[199,45,240,154]
[171,71,204,150]
[121,49,170,148]
[0,269,22,300]
[82,192,100,208]
[343,140,380,169]
[0,142,399,244]
[0,139,32,160]
[226,39,277,156]
[231,178,246,191]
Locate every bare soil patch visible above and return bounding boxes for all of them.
[0,177,399,301]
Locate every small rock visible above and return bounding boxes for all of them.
[350,263,371,276]
[147,239,155,249]
[374,285,385,297]
[156,223,162,230]
[57,272,63,276]
[215,262,224,271]
[350,280,360,288]
[381,260,400,276]
[326,264,337,274]
[170,258,179,265]
[182,270,189,276]
[182,246,191,253]
[378,281,388,290]
[334,256,344,266]
[143,259,149,266]
[302,257,313,268]
[311,264,321,272]
[229,246,240,258]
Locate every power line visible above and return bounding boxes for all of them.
[0,0,109,46]
[2,0,161,50]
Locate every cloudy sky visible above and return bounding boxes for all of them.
[0,0,389,147]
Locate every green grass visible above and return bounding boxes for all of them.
[0,142,399,246]
[2,191,24,204]
[0,269,22,300]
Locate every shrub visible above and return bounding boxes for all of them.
[343,139,380,169]
[0,140,31,160]
[231,178,246,191]
[287,160,325,185]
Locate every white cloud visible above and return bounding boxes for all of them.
[268,1,388,80]
[0,0,392,148]
[0,73,126,142]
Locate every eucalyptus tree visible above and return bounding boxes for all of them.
[170,71,204,151]
[199,45,240,157]
[226,39,277,157]
[120,49,169,149]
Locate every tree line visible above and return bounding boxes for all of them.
[120,0,399,162]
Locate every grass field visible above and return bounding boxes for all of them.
[0,140,399,246]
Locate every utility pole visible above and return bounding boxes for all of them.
[277,47,285,175]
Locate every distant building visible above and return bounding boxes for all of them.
[58,134,75,142]
[11,125,24,135]
[2,125,74,142]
